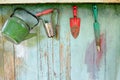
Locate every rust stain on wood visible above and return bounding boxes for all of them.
[60,44,64,77]
[44,52,48,62]
[0,16,3,29]
[52,42,55,78]
[0,54,4,76]
[15,57,23,68]
[0,59,4,79]
[66,32,70,42]
[4,52,15,80]
[66,46,71,80]
[0,9,4,80]
[47,52,50,80]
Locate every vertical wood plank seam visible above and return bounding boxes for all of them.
[47,42,50,80]
[52,40,55,79]
[2,38,5,80]
[37,23,40,80]
[93,41,96,79]
[12,5,15,80]
[104,28,107,80]
[1,7,5,80]
[59,38,61,80]
[13,45,16,80]
[66,36,71,80]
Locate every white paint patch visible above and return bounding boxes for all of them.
[15,44,28,58]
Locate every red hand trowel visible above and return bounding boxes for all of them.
[70,6,80,39]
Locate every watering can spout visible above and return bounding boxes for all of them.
[24,33,37,40]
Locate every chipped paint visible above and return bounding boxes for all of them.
[60,44,64,79]
[44,52,48,61]
[15,45,28,58]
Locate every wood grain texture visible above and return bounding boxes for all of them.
[60,5,71,80]
[0,6,4,80]
[0,6,15,80]
[0,0,120,4]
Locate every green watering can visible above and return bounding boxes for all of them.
[1,8,39,44]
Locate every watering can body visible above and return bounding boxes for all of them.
[1,8,38,44]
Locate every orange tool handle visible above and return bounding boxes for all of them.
[36,9,54,17]
[73,6,77,17]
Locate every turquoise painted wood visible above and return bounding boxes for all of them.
[0,4,120,80]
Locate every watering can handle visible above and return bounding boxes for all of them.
[73,6,77,17]
[93,5,98,21]
[10,8,39,28]
[11,8,38,20]
[36,9,54,17]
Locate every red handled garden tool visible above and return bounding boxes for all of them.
[36,8,54,17]
[51,9,60,40]
[36,8,54,38]
[36,8,60,38]
[70,6,80,39]
[93,5,101,52]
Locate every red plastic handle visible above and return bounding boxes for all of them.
[73,6,77,17]
[36,9,54,17]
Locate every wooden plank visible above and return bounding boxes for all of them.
[59,5,71,80]
[52,38,60,80]
[52,5,61,80]
[116,5,120,80]
[37,15,49,80]
[0,34,4,80]
[97,4,107,80]
[104,4,120,80]
[0,6,16,80]
[0,6,4,80]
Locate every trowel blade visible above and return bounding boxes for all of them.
[71,26,80,38]
[70,18,80,38]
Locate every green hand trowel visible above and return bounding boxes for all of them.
[1,8,39,44]
[93,5,100,51]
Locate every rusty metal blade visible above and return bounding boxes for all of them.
[71,26,80,38]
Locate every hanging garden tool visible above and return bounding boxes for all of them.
[51,9,60,40]
[36,8,54,17]
[70,6,80,39]
[36,8,55,38]
[1,8,55,44]
[36,8,60,38]
[1,8,39,44]
[93,5,101,52]
[43,20,54,38]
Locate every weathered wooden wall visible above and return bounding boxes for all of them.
[0,4,120,80]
